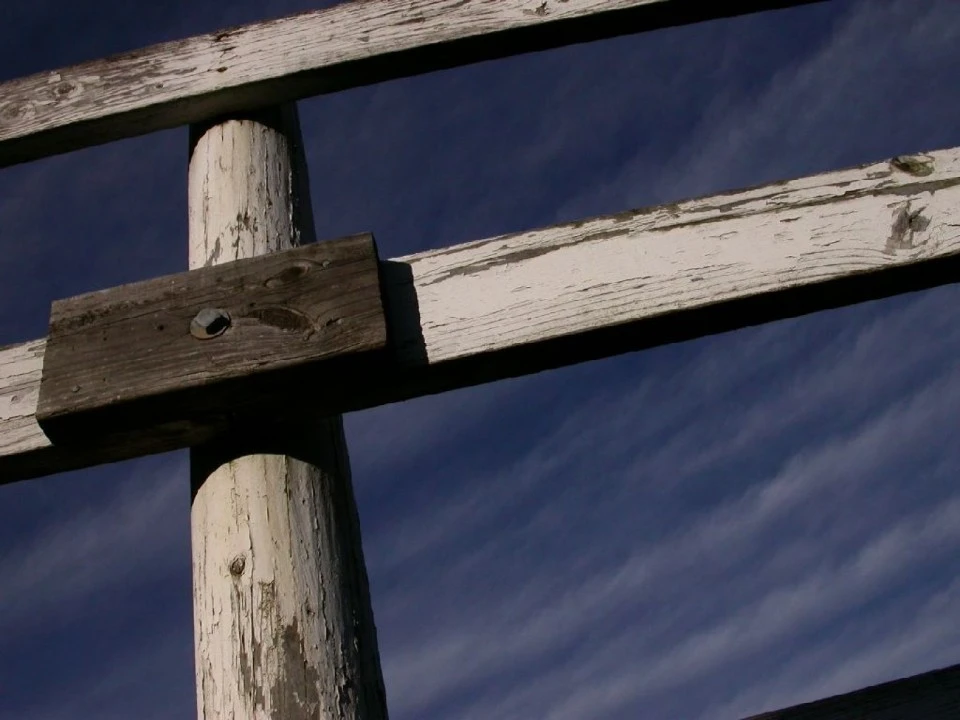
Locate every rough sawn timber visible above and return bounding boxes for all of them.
[741,662,960,719]
[2,146,960,482]
[0,0,826,167]
[187,105,388,719]
[35,234,386,446]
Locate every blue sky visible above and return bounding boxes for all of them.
[1,0,960,718]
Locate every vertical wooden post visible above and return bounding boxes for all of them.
[187,106,388,720]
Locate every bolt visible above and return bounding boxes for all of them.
[190,308,231,339]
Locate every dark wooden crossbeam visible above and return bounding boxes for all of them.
[742,663,960,719]
[35,233,387,448]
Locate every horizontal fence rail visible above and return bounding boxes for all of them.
[0,0,825,168]
[741,663,960,719]
[2,145,959,482]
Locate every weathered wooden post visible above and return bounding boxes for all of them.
[187,105,388,719]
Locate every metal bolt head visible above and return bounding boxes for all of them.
[190,308,231,339]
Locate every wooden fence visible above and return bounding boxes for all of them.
[1,1,958,717]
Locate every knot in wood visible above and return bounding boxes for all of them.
[891,154,935,177]
[228,555,246,576]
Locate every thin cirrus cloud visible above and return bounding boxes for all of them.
[552,0,960,222]
[368,286,960,719]
[0,455,188,637]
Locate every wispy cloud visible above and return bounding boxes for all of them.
[555,0,960,219]
[0,454,188,637]
[369,287,960,718]
[706,577,960,720]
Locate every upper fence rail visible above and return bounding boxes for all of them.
[0,0,824,168]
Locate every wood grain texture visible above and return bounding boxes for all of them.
[0,337,231,480]
[2,146,960,482]
[368,149,960,404]
[0,0,825,167]
[0,340,52,473]
[188,105,388,720]
[35,234,386,445]
[743,663,960,719]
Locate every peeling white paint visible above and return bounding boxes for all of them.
[395,148,960,365]
[3,146,960,479]
[0,0,808,161]
[188,108,387,720]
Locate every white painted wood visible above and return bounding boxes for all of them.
[2,147,959,481]
[0,0,822,166]
[188,106,387,720]
[391,150,960,367]
[0,339,49,459]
